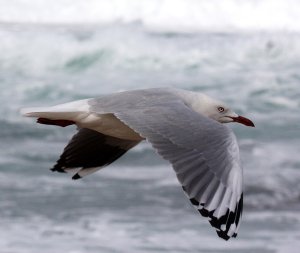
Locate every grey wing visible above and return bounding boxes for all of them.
[88,88,182,113]
[51,128,139,179]
[89,98,243,240]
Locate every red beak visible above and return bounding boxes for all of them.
[231,116,255,127]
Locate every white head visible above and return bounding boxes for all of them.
[189,92,255,127]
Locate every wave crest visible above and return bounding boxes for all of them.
[0,0,299,32]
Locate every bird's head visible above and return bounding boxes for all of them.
[195,94,255,127]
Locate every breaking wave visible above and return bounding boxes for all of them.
[1,0,300,32]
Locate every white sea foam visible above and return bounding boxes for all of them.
[1,208,300,253]
[1,24,300,110]
[0,0,300,32]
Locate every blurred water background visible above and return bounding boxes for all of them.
[1,0,300,252]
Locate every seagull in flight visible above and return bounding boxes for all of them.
[21,88,254,240]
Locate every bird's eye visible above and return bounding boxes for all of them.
[218,107,225,112]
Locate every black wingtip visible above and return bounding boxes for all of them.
[190,198,200,206]
[217,230,230,241]
[72,173,81,180]
[198,208,210,218]
[50,167,66,173]
[192,194,243,241]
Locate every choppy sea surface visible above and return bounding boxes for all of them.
[1,1,300,252]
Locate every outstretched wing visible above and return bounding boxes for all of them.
[89,98,243,240]
[51,128,139,179]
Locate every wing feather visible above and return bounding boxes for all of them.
[51,128,139,179]
[89,91,243,240]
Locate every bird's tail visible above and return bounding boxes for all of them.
[20,99,90,126]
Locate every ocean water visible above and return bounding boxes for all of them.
[1,1,300,252]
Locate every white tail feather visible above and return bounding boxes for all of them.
[20,99,90,120]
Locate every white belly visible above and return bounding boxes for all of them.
[77,113,144,141]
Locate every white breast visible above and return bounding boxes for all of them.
[77,113,143,141]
